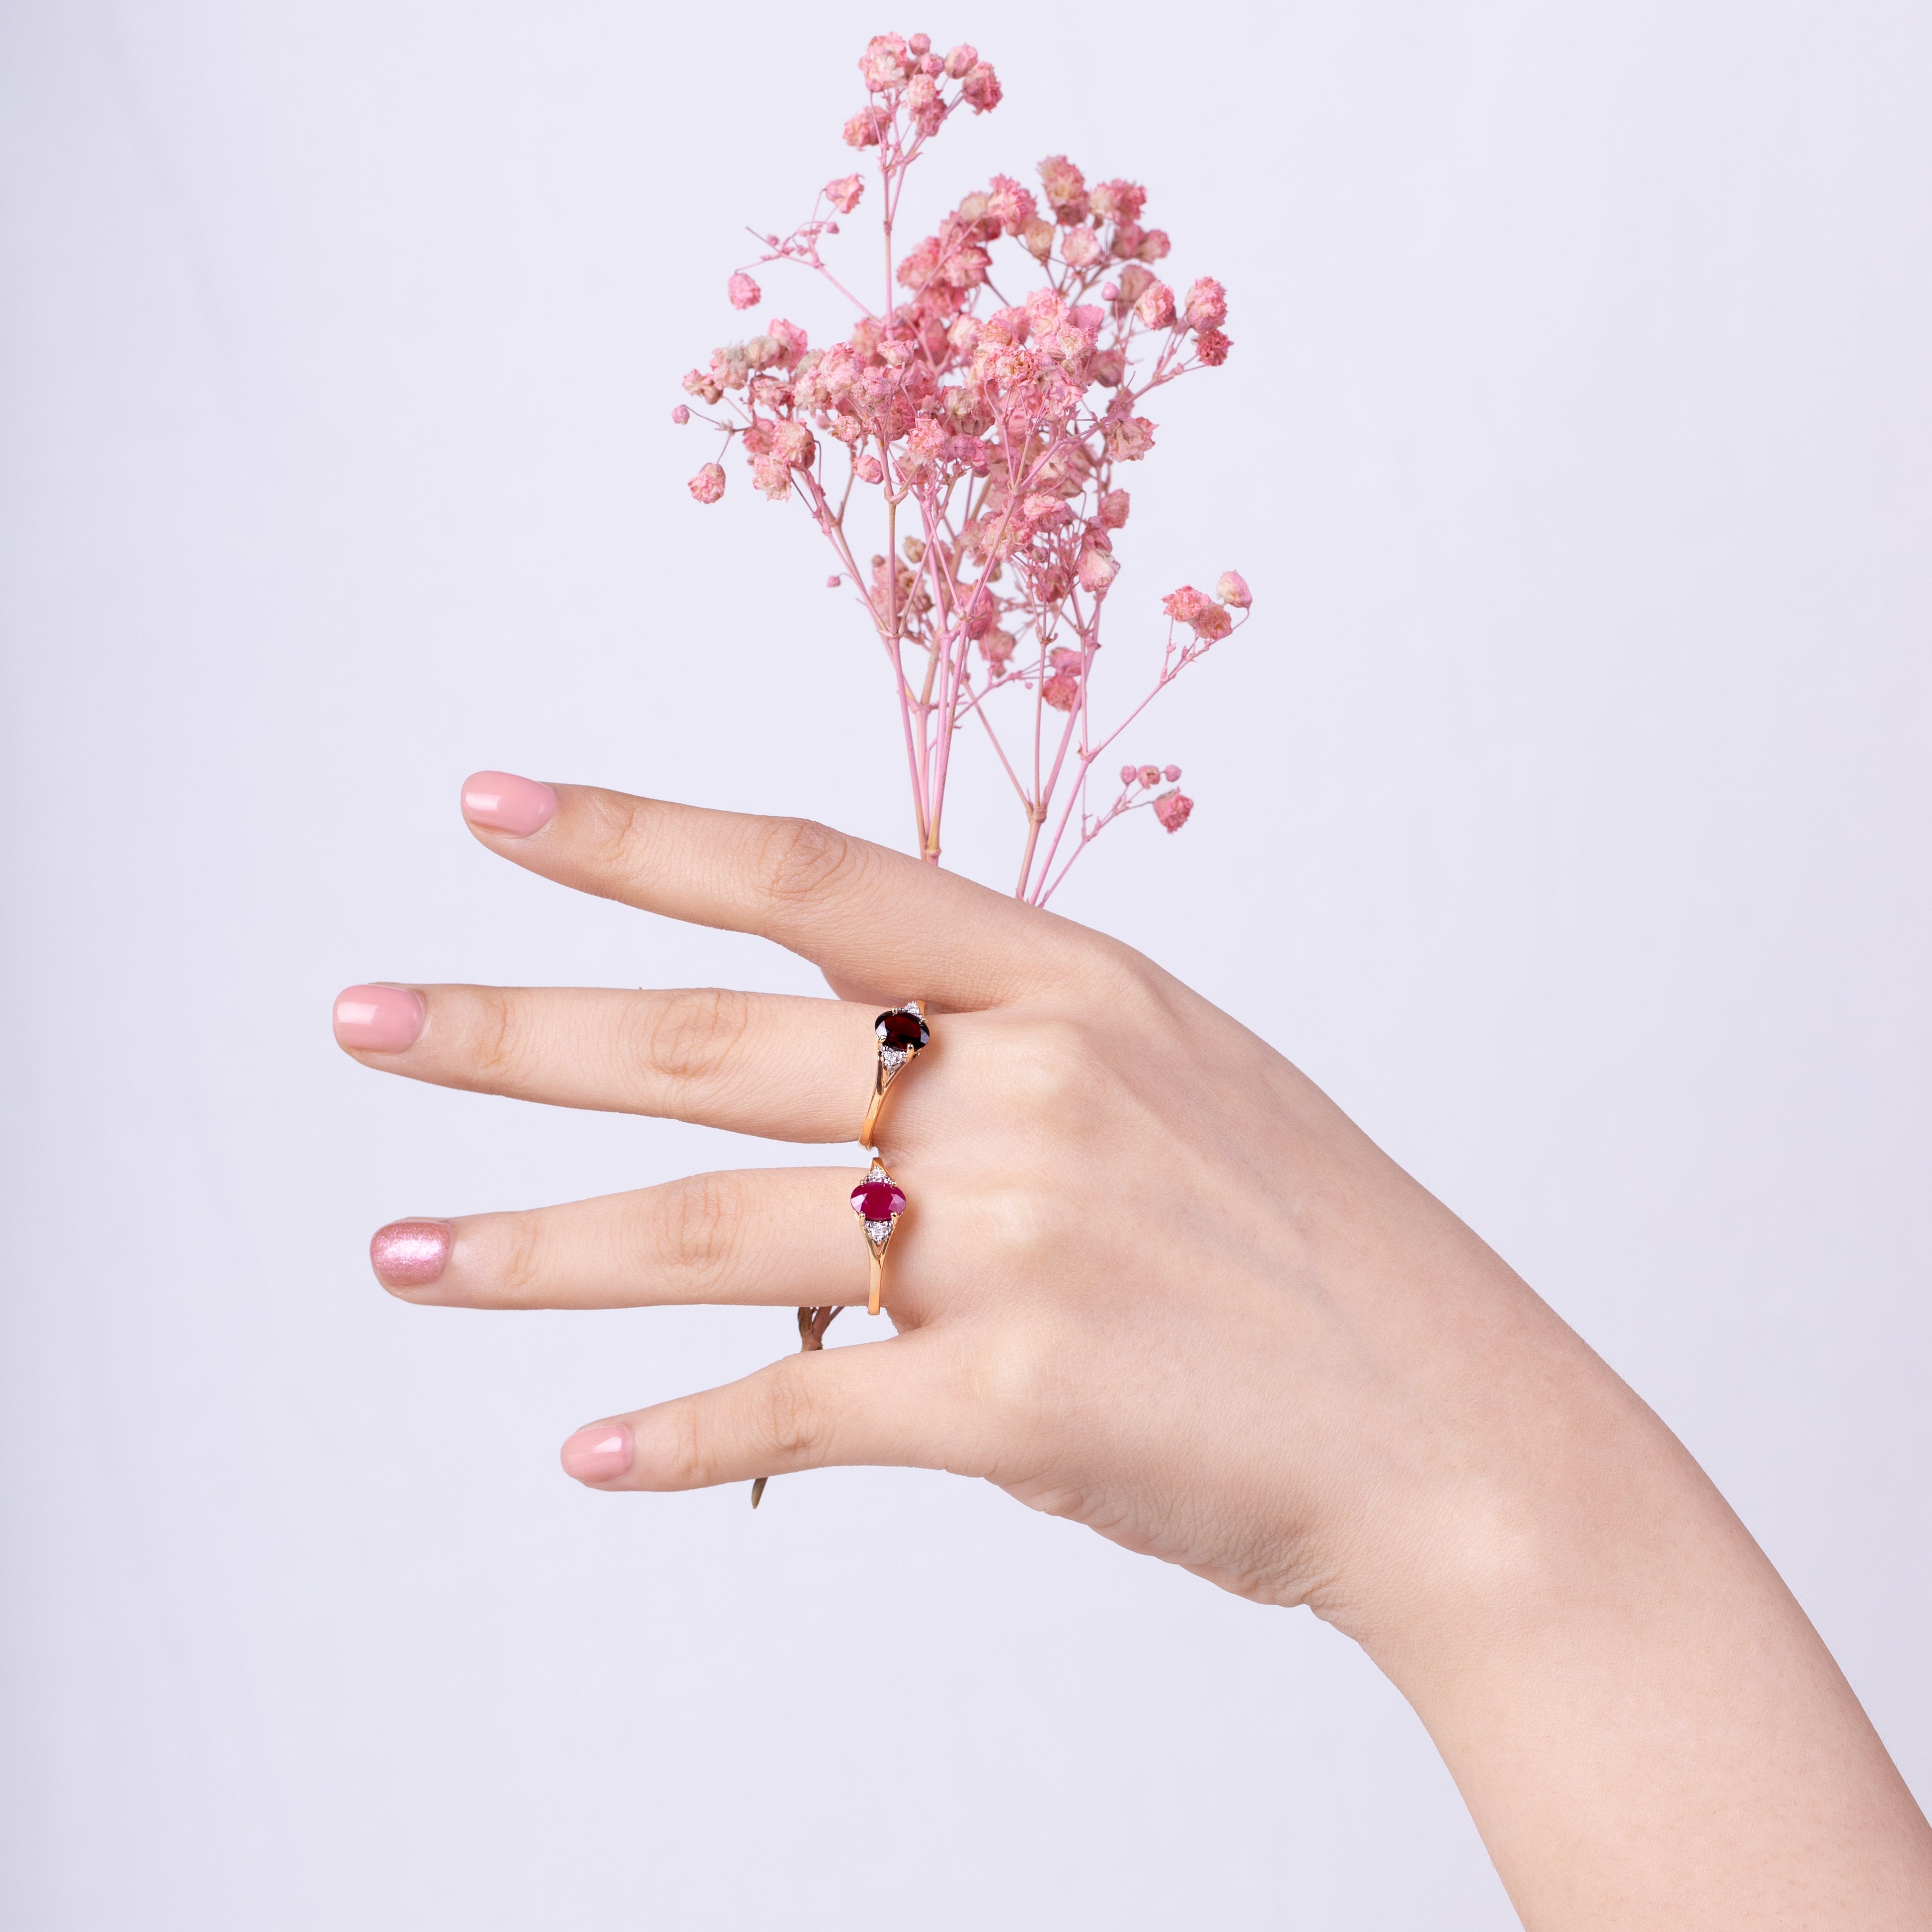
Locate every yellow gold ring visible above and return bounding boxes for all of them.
[859,1001,928,1150]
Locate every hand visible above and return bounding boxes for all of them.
[335,772,1932,1930]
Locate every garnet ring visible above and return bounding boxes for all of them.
[859,1001,929,1149]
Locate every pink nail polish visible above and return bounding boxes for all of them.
[561,1423,634,1484]
[371,1219,451,1289]
[461,771,557,837]
[333,984,426,1053]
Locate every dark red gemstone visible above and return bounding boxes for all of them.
[876,1008,929,1051]
[851,1179,906,1221]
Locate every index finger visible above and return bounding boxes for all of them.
[458,773,1094,1008]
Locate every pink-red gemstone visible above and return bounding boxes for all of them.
[876,1008,929,1051]
[851,1179,906,1221]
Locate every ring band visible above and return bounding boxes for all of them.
[859,1001,929,1149]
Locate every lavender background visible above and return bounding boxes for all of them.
[3,3,1929,1926]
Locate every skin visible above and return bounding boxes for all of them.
[341,778,1932,1929]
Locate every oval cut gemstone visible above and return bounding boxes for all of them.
[876,1008,929,1051]
[851,1179,906,1221]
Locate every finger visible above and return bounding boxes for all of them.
[369,1168,870,1311]
[457,773,1093,1008]
[333,983,877,1142]
[559,1329,989,1490]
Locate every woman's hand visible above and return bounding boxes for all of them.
[335,773,1932,1930]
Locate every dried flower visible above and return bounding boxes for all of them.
[672,34,1248,911]
[1183,276,1227,331]
[1134,280,1175,329]
[671,404,690,424]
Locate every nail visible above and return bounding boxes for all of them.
[333,984,426,1053]
[561,1423,634,1484]
[461,771,557,837]
[370,1219,452,1289]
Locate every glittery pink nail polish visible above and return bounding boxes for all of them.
[461,771,557,837]
[333,984,426,1053]
[371,1220,451,1289]
[561,1423,634,1484]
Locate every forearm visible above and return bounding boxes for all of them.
[1341,1293,1932,1927]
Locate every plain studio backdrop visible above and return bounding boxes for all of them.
[3,3,1928,1927]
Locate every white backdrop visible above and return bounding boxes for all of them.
[3,4,1928,1927]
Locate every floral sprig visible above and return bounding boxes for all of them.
[675,31,1251,905]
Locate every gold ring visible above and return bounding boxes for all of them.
[849,1157,907,1317]
[860,1001,929,1149]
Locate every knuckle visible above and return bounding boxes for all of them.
[753,816,868,909]
[653,1170,739,1280]
[579,789,652,883]
[470,988,536,1084]
[659,1399,709,1488]
[756,1360,828,1466]
[499,1215,545,1294]
[1006,1013,1107,1118]
[633,986,752,1087]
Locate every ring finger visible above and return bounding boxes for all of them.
[333,983,896,1144]
[370,1167,896,1313]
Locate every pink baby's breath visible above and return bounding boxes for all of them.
[672,34,1252,904]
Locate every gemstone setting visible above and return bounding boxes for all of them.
[851,1178,906,1222]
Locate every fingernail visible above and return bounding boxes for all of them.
[333,984,426,1053]
[370,1219,452,1289]
[561,1423,634,1484]
[461,771,557,837]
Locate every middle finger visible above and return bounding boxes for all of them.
[334,984,887,1143]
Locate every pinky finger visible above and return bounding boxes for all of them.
[559,1329,987,1492]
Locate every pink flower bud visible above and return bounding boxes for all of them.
[1153,790,1193,833]
[909,32,930,55]
[1041,669,1081,712]
[944,42,978,78]
[1062,226,1104,269]
[827,575,843,588]
[1020,217,1056,261]
[1098,488,1131,528]
[1099,413,1156,462]
[843,109,885,149]
[1135,229,1171,262]
[1194,326,1232,367]
[1164,765,1181,782]
[1134,280,1175,329]
[825,174,865,215]
[671,404,690,424]
[1077,547,1119,593]
[1119,764,1138,785]
[855,455,884,483]
[1183,277,1228,331]
[1137,765,1159,788]
[774,420,816,468]
[1215,570,1251,609]
[688,462,725,504]
[727,271,761,311]
[961,62,1002,113]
